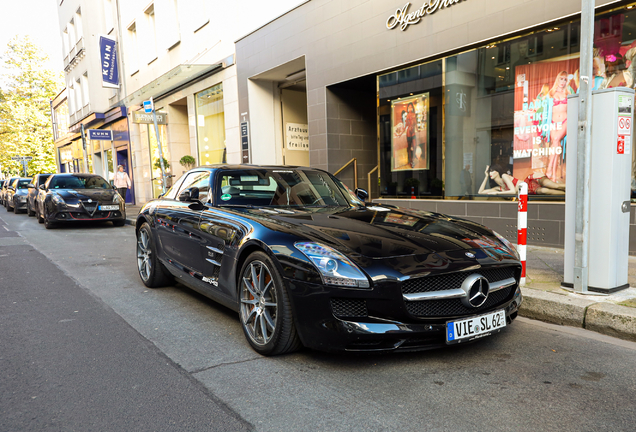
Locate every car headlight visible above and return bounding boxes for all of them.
[51,194,65,205]
[294,242,370,288]
[493,230,520,260]
[113,193,123,204]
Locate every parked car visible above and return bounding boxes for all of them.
[5,178,31,213]
[0,180,5,204]
[26,173,52,217]
[135,165,522,356]
[1,177,18,207]
[36,173,126,229]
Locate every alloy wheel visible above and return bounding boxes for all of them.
[137,229,152,282]
[240,260,278,346]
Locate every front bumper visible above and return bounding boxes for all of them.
[47,208,126,222]
[285,277,522,353]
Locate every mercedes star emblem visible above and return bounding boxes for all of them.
[460,274,490,308]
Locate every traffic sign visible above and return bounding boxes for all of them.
[11,156,32,161]
[143,99,153,113]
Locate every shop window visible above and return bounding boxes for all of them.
[379,4,636,200]
[195,83,225,166]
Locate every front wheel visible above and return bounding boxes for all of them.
[136,222,173,287]
[43,209,55,229]
[13,201,20,214]
[239,252,301,356]
[27,201,35,217]
[37,204,44,224]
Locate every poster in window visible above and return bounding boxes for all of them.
[513,59,579,192]
[391,93,429,172]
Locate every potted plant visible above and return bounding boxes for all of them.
[404,177,420,196]
[154,157,170,171]
[431,177,444,196]
[386,180,398,195]
[179,155,196,171]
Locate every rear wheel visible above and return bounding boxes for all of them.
[239,251,301,356]
[136,222,173,287]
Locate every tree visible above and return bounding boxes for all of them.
[0,36,62,177]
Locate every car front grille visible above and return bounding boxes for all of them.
[402,267,516,294]
[405,286,513,317]
[331,298,368,319]
[402,266,517,318]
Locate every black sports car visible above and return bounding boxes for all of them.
[37,173,126,229]
[135,165,522,355]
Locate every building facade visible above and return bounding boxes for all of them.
[56,0,135,202]
[235,0,636,251]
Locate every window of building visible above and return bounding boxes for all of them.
[166,0,180,49]
[53,100,69,141]
[144,4,157,62]
[103,0,114,33]
[68,83,75,113]
[377,3,636,200]
[81,73,89,108]
[75,78,82,112]
[127,22,138,74]
[62,28,69,57]
[74,8,83,42]
[68,20,76,48]
[195,84,225,166]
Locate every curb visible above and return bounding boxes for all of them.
[519,287,636,342]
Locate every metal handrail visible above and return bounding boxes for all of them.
[367,165,378,199]
[333,158,357,189]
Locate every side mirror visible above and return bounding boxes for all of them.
[355,188,369,202]
[27,183,35,189]
[39,184,46,191]
[8,186,15,191]
[178,187,200,202]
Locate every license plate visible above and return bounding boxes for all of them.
[446,309,506,344]
[99,205,119,211]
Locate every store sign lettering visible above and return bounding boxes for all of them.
[387,0,467,31]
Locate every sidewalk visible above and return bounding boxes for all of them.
[123,204,636,342]
[521,245,636,342]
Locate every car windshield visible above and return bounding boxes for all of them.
[17,180,30,189]
[49,175,111,190]
[216,169,363,208]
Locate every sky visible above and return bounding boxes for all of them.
[1,0,63,73]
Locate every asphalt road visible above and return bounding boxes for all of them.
[1,209,636,432]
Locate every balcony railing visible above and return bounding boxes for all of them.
[64,37,85,72]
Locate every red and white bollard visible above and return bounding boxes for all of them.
[517,182,528,286]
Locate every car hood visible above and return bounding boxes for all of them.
[239,205,514,259]
[51,189,117,202]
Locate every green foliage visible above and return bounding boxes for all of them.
[154,157,170,170]
[404,177,420,188]
[179,155,196,169]
[0,36,62,177]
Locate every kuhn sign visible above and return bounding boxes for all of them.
[387,0,467,31]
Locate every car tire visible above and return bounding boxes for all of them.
[6,200,12,212]
[27,201,35,217]
[13,201,20,214]
[136,222,173,288]
[238,251,302,356]
[36,204,44,224]
[43,209,55,229]
[112,220,126,227]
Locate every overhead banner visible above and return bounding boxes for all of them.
[99,35,119,89]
